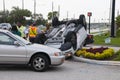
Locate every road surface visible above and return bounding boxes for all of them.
[0,60,120,80]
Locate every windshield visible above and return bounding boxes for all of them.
[7,32,31,45]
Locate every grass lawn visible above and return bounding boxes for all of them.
[93,30,120,47]
[94,35,120,46]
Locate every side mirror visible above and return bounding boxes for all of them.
[14,41,20,46]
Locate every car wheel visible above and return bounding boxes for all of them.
[52,17,59,27]
[31,54,49,72]
[65,31,77,50]
[79,15,87,27]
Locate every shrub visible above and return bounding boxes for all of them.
[75,47,114,60]
[84,52,95,59]
[113,50,120,61]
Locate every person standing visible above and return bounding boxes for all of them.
[17,22,26,39]
[28,23,41,43]
[44,23,51,33]
[11,24,21,36]
[24,25,29,40]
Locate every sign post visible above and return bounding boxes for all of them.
[87,12,92,34]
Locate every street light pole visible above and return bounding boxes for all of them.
[109,0,112,26]
[52,1,54,20]
[34,0,36,20]
[110,0,116,37]
[58,5,60,19]
[22,0,24,9]
[3,0,5,22]
[67,11,68,20]
[3,0,5,12]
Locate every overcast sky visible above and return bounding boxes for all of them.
[0,0,120,22]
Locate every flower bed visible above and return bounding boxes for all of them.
[75,47,115,60]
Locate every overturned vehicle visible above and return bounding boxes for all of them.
[35,15,88,58]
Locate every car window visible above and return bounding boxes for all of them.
[0,32,15,45]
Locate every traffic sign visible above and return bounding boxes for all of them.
[87,12,92,16]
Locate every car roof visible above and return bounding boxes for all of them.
[0,23,12,30]
[0,29,9,33]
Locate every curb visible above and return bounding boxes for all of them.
[73,56,120,66]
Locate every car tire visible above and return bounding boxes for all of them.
[31,54,49,72]
[52,17,59,27]
[79,15,87,28]
[65,31,77,50]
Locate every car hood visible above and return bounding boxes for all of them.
[26,43,61,54]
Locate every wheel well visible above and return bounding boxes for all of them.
[29,52,51,65]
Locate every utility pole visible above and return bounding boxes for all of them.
[3,0,5,12]
[109,0,112,26]
[22,0,24,9]
[87,12,92,34]
[67,11,68,20]
[117,10,119,16]
[73,14,75,19]
[58,5,60,19]
[110,0,116,37]
[3,0,5,22]
[34,0,36,20]
[51,1,54,27]
[52,1,54,20]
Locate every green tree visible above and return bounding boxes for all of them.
[116,15,120,37]
[116,15,120,29]
[47,11,58,20]
[31,13,47,26]
[0,10,9,23]
[36,18,47,26]
[9,7,32,25]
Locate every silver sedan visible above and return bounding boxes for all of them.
[0,29,65,72]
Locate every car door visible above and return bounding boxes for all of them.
[0,32,27,64]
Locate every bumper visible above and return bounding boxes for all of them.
[62,47,75,58]
[50,56,65,66]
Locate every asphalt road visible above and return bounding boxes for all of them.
[0,59,120,80]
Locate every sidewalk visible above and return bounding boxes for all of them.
[73,44,120,66]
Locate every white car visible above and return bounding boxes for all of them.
[0,23,12,30]
[0,29,65,72]
[44,15,87,58]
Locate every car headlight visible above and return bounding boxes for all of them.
[54,52,62,56]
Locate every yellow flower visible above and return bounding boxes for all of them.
[75,47,115,60]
